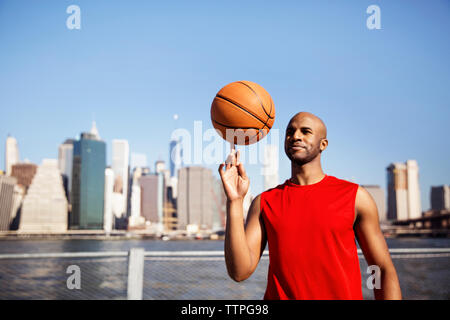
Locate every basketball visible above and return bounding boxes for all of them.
[210,81,275,145]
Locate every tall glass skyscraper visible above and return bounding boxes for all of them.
[70,130,106,230]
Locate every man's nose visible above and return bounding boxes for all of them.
[292,129,303,140]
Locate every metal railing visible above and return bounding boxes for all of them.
[0,248,449,300]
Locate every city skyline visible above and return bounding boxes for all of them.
[1,129,447,234]
[1,1,449,211]
[2,129,446,212]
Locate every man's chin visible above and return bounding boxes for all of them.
[287,154,307,165]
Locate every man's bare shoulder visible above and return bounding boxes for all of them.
[248,194,262,216]
[355,185,379,220]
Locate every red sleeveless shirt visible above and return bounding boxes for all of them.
[260,174,362,300]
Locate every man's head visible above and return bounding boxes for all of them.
[284,112,328,166]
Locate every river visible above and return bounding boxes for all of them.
[0,238,448,300]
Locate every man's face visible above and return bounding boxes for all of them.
[284,115,326,166]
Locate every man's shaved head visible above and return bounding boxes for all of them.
[284,112,328,166]
[289,112,327,140]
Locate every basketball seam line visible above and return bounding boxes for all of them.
[215,94,267,126]
[212,119,265,131]
[236,81,273,130]
[237,81,274,120]
[213,119,265,143]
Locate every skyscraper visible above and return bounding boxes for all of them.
[262,144,279,191]
[155,160,165,174]
[104,168,114,233]
[177,166,214,231]
[139,174,160,223]
[169,139,183,201]
[406,160,422,219]
[58,139,74,201]
[430,185,450,211]
[128,167,146,228]
[5,136,19,176]
[70,126,106,230]
[112,139,130,217]
[19,159,68,233]
[0,175,16,231]
[387,160,422,221]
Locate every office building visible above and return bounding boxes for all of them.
[5,136,19,176]
[177,166,214,231]
[406,160,422,219]
[140,174,160,223]
[58,139,74,201]
[19,159,68,233]
[0,176,16,231]
[387,160,422,221]
[104,168,114,233]
[70,124,106,230]
[128,167,146,228]
[430,185,450,211]
[112,139,129,217]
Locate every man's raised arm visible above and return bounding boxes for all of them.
[219,149,267,282]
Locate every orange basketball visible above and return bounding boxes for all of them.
[210,81,275,145]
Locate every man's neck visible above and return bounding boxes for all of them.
[290,161,325,186]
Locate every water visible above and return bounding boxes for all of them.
[0,238,449,300]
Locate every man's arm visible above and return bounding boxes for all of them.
[219,149,267,282]
[225,195,267,282]
[354,186,402,300]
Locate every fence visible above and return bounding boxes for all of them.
[0,248,449,300]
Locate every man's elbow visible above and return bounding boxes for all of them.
[227,269,252,282]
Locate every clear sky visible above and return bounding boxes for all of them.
[1,0,449,211]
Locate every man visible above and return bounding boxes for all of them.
[218,111,402,300]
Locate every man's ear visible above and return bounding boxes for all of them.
[320,138,328,152]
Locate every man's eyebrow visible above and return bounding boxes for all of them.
[286,125,313,131]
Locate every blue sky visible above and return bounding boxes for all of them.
[1,0,449,210]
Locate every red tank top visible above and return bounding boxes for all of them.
[261,174,362,300]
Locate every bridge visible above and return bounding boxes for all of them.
[383,210,450,237]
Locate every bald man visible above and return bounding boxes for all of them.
[218,112,402,300]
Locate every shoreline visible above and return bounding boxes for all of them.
[0,230,225,241]
[0,231,448,241]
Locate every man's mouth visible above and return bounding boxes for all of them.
[289,143,306,151]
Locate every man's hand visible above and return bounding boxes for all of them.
[218,148,250,201]
[219,148,266,282]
